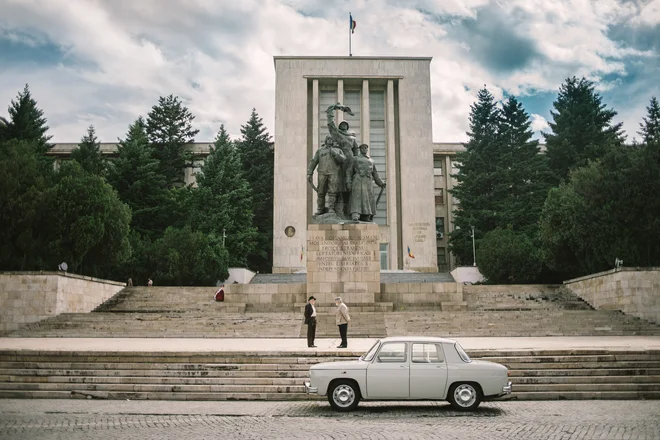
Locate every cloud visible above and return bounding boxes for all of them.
[530,114,550,132]
[0,0,657,143]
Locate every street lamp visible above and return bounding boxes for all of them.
[470,226,476,267]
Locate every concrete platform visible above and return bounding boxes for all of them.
[2,336,660,353]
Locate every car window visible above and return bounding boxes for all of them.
[376,342,407,363]
[455,342,471,363]
[412,343,444,363]
[362,341,381,362]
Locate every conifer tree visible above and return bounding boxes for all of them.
[192,125,258,268]
[237,109,274,273]
[107,117,169,237]
[71,125,106,176]
[543,77,624,182]
[2,84,52,152]
[146,95,199,187]
[449,88,505,264]
[639,96,660,146]
[499,96,553,235]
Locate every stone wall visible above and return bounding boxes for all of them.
[379,282,463,304]
[224,283,307,305]
[0,272,125,332]
[565,267,660,325]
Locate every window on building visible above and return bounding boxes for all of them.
[437,247,447,265]
[434,188,444,205]
[319,88,337,147]
[380,243,388,270]
[436,217,445,240]
[433,155,443,176]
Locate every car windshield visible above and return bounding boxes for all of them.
[362,340,381,361]
[455,342,471,363]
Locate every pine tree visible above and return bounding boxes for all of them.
[107,117,169,237]
[543,77,624,182]
[146,95,199,187]
[2,84,52,152]
[449,88,506,264]
[71,125,106,176]
[191,125,258,268]
[499,96,553,236]
[237,109,274,273]
[639,96,660,146]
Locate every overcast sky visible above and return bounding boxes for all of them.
[1,0,658,143]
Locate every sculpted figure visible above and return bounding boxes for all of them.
[326,103,358,216]
[307,135,347,215]
[346,144,386,222]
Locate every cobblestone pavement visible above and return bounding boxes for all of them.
[0,399,659,440]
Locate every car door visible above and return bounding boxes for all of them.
[409,343,448,399]
[366,342,410,398]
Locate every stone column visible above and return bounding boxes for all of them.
[312,79,320,157]
[337,79,344,124]
[361,79,370,145]
[386,80,399,269]
[445,155,455,270]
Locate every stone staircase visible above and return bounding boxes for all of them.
[1,349,658,401]
[7,284,660,338]
[385,310,660,337]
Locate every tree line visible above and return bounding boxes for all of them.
[449,77,660,283]
[0,86,273,285]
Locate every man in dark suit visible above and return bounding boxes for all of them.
[304,296,317,348]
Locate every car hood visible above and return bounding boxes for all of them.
[310,360,367,370]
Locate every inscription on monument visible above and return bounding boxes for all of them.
[411,222,431,243]
[309,235,378,272]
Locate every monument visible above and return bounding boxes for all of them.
[306,103,385,304]
[308,103,386,224]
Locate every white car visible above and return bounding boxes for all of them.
[305,336,512,411]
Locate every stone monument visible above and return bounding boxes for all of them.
[308,103,386,224]
[306,102,383,306]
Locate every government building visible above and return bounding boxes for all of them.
[48,56,468,274]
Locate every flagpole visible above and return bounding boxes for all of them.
[349,12,352,56]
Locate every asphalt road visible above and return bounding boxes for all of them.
[1,399,659,439]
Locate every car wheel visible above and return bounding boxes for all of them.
[328,380,360,412]
[448,382,482,411]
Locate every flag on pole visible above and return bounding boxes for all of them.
[350,14,356,33]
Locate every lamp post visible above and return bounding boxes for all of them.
[470,226,476,267]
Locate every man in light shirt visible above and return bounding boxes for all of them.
[304,296,317,348]
[335,297,350,348]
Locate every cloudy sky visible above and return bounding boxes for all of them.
[0,0,658,143]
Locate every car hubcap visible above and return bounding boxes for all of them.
[333,385,355,407]
[454,384,476,408]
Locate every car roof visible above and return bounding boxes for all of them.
[378,336,457,344]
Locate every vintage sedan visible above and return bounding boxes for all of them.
[305,336,511,411]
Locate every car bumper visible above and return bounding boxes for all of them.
[304,381,318,394]
[502,381,512,394]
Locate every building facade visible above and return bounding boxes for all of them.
[272,56,439,274]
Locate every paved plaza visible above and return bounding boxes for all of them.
[0,399,659,440]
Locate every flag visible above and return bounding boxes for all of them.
[350,14,356,34]
[407,246,415,259]
[300,245,304,261]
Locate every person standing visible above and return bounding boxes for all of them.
[335,297,350,348]
[304,296,317,348]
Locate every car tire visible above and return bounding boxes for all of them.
[328,379,360,412]
[448,382,482,411]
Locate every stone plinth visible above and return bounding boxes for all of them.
[306,223,380,304]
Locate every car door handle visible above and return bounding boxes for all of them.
[400,365,409,369]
